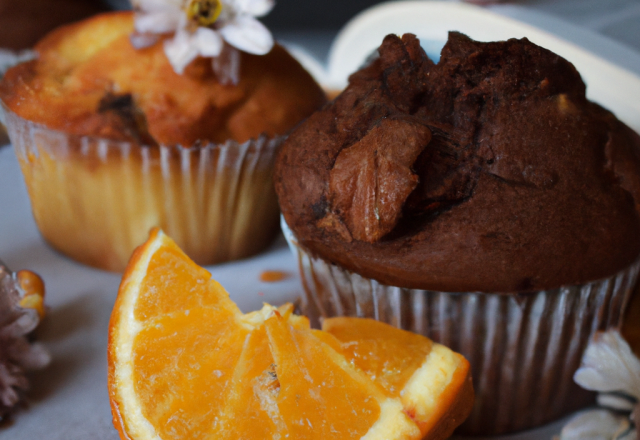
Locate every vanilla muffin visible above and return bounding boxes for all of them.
[276,33,640,434]
[0,11,326,271]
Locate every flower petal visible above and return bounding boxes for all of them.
[560,409,628,440]
[574,331,640,399]
[135,10,181,34]
[219,15,274,55]
[211,46,241,85]
[235,0,275,17]
[163,31,200,74]
[194,27,223,58]
[597,393,636,412]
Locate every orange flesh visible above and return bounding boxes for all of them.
[266,313,383,439]
[130,240,250,438]
[212,323,283,439]
[134,244,241,321]
[323,318,433,397]
[124,241,388,439]
[133,311,248,438]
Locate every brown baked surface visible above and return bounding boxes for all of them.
[275,32,640,293]
[0,11,326,146]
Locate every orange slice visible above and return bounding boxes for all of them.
[108,229,473,440]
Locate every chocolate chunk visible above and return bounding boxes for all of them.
[326,117,431,242]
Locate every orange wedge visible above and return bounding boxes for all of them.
[108,229,473,440]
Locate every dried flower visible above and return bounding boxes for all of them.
[0,260,50,421]
[131,0,275,79]
[559,330,640,440]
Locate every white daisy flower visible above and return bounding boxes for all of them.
[559,331,640,440]
[130,0,274,76]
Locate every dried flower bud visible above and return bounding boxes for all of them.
[0,261,50,421]
[559,330,640,440]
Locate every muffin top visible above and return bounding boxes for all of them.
[275,32,640,293]
[0,11,326,146]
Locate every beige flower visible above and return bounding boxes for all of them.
[131,0,274,76]
[560,331,640,440]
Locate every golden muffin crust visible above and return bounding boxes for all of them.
[0,11,326,146]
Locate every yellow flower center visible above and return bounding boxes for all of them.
[187,0,223,26]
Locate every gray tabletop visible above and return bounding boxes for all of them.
[1,1,640,440]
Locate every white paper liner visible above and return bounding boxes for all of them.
[3,105,283,271]
[282,217,640,435]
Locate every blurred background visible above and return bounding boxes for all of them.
[1,0,640,53]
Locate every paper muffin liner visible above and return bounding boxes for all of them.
[281,217,640,435]
[2,104,283,272]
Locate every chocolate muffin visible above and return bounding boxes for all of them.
[276,32,640,434]
[277,32,640,293]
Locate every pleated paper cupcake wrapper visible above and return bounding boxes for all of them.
[3,105,283,272]
[281,217,640,435]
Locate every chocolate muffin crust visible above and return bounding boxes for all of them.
[275,32,640,293]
